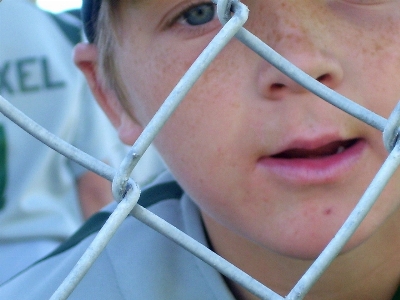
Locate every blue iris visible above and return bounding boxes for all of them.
[183,3,216,26]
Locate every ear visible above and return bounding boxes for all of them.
[73,43,143,145]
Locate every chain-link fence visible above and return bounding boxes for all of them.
[1,0,399,299]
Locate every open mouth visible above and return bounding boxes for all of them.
[271,139,359,159]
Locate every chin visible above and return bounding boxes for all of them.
[269,225,376,262]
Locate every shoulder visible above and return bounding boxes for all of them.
[47,173,184,257]
[0,172,232,299]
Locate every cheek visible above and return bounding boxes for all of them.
[155,85,247,180]
[123,37,252,160]
[117,42,204,125]
[349,20,400,115]
[358,51,400,119]
[152,66,258,208]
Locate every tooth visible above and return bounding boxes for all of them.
[337,146,345,154]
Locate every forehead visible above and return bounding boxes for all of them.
[112,0,400,21]
[109,0,400,49]
[112,0,183,32]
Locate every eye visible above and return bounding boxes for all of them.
[179,3,216,26]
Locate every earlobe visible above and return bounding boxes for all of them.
[73,43,143,146]
[118,112,143,146]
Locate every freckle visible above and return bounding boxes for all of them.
[324,208,332,215]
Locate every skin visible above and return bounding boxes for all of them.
[75,0,400,298]
[77,170,113,219]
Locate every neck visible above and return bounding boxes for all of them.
[202,211,400,300]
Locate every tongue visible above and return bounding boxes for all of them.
[273,140,355,159]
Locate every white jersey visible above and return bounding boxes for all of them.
[0,171,236,299]
[0,0,120,241]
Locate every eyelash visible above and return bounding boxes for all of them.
[162,1,221,38]
[170,1,218,27]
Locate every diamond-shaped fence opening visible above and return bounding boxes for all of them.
[1,1,399,299]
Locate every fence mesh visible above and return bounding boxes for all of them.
[1,0,399,299]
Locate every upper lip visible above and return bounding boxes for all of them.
[269,135,360,159]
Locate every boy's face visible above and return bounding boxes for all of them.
[98,0,400,258]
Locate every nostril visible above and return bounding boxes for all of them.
[316,74,330,83]
[271,83,285,91]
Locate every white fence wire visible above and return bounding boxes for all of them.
[1,0,399,299]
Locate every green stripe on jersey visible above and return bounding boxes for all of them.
[41,181,183,261]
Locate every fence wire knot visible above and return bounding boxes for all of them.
[383,101,400,153]
[112,150,141,203]
[216,0,241,24]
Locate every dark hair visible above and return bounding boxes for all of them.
[81,0,101,43]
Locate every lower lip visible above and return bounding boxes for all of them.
[258,140,367,184]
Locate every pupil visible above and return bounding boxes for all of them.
[184,4,215,26]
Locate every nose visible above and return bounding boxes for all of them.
[257,53,344,100]
[255,4,344,100]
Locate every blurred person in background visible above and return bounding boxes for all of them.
[0,0,123,283]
